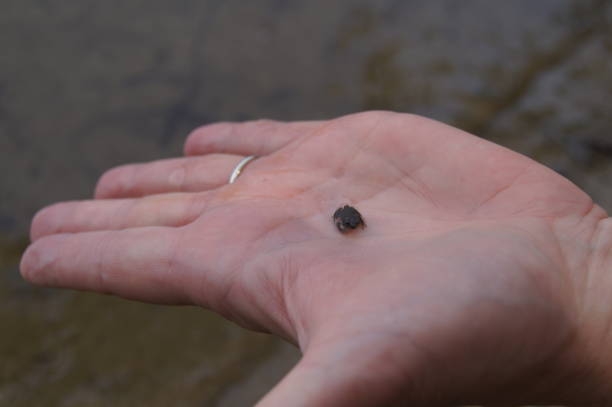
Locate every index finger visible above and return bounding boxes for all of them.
[20,227,197,305]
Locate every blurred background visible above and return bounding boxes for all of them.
[1,0,611,405]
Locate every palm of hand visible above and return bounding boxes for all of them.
[22,112,608,406]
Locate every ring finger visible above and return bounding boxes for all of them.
[95,154,245,199]
[184,119,325,156]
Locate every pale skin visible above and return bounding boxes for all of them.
[20,111,612,405]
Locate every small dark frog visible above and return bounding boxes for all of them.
[333,205,366,233]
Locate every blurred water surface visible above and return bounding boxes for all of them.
[1,0,611,405]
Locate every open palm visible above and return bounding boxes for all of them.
[21,111,610,405]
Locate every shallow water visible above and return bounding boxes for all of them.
[1,0,611,405]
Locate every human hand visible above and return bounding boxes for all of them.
[21,111,612,406]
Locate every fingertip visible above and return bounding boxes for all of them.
[19,236,58,285]
[94,164,134,199]
[94,168,118,199]
[93,178,109,199]
[182,127,201,156]
[30,203,61,242]
[19,243,35,283]
[183,122,232,156]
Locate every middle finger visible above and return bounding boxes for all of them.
[31,191,212,241]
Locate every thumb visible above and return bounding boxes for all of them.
[255,338,426,407]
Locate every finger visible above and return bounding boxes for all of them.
[20,227,193,304]
[184,119,325,157]
[95,154,243,199]
[31,192,210,241]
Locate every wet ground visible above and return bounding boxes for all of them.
[1,0,611,405]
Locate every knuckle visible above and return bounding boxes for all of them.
[167,161,188,190]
